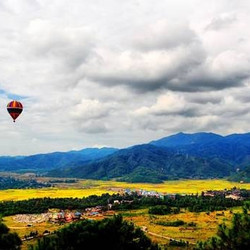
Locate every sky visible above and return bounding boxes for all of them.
[0,0,250,155]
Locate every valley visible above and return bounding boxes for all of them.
[1,132,250,249]
[1,177,249,249]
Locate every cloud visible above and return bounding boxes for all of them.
[78,120,109,134]
[71,99,113,120]
[133,93,200,117]
[85,41,206,92]
[78,19,250,93]
[131,20,197,51]
[26,19,96,71]
[0,0,250,155]
[85,46,249,93]
[205,13,237,31]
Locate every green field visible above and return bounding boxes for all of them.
[0,179,249,201]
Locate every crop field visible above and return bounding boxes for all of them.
[0,179,249,201]
[0,187,114,201]
[97,179,250,194]
[4,207,242,249]
[3,215,63,250]
[119,207,242,247]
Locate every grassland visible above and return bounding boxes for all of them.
[0,179,249,201]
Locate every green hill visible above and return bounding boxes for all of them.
[228,166,250,183]
[48,144,232,183]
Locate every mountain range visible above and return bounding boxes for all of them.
[1,132,250,183]
[0,148,117,172]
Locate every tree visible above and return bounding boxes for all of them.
[0,222,22,250]
[30,215,159,250]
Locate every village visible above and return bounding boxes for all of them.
[14,206,114,226]
[117,186,249,200]
[202,186,249,200]
[14,187,249,227]
[15,207,115,241]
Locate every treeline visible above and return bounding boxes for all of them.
[0,194,111,216]
[0,177,52,190]
[113,194,244,212]
[29,215,159,250]
[47,179,77,184]
[0,193,245,217]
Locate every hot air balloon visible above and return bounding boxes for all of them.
[7,100,23,122]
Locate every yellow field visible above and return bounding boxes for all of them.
[4,207,241,249]
[119,207,242,246]
[0,187,113,201]
[0,179,249,201]
[3,205,244,249]
[3,216,64,250]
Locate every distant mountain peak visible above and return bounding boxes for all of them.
[150,132,223,147]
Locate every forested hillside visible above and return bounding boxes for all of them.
[151,132,250,166]
[48,144,232,183]
[2,132,250,183]
[0,148,117,173]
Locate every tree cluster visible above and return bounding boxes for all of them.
[29,215,159,250]
[0,222,22,250]
[0,193,245,217]
[148,205,180,215]
[0,177,51,190]
[156,220,185,227]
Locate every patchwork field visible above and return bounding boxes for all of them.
[0,179,249,201]
[3,215,64,250]
[119,207,242,247]
[2,178,248,249]
[4,206,243,249]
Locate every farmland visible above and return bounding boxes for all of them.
[3,205,243,249]
[1,178,249,249]
[119,207,242,246]
[3,215,64,250]
[0,179,249,201]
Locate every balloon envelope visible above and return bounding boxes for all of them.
[7,100,23,122]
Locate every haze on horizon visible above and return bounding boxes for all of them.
[0,0,250,156]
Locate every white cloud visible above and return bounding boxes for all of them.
[0,0,250,155]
